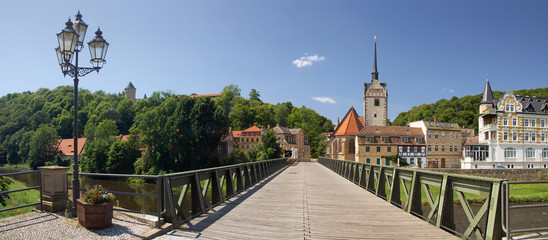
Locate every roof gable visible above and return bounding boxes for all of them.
[333,107,364,136]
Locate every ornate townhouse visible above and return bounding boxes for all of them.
[356,126,426,167]
[409,120,463,168]
[462,79,548,169]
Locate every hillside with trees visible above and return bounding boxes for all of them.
[392,87,548,131]
[0,84,333,174]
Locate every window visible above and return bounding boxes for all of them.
[506,103,515,112]
[525,119,529,127]
[504,147,516,159]
[435,132,439,139]
[512,132,517,141]
[349,140,355,153]
[526,148,535,158]
[532,119,537,127]
[428,132,432,138]
[410,158,415,165]
[374,114,377,118]
[532,133,536,142]
[428,145,432,152]
[542,133,546,142]
[387,146,392,152]
[525,133,530,141]
[435,145,439,152]
[407,146,411,152]
[543,148,548,159]
[513,118,517,126]
[455,134,458,140]
[374,99,380,106]
[442,133,445,139]
[385,159,390,166]
[366,158,371,163]
[398,146,403,152]
[416,138,423,143]
[365,146,370,152]
[503,118,508,126]
[422,147,426,153]
[441,145,445,152]
[376,158,381,165]
[449,146,453,152]
[382,137,390,142]
[376,146,381,152]
[402,137,409,143]
[450,133,453,139]
[503,132,508,141]
[541,119,546,128]
[217,145,223,154]
[367,137,374,142]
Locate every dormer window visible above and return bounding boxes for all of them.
[367,137,374,142]
[506,103,515,112]
[416,138,423,143]
[402,137,409,143]
[382,137,389,142]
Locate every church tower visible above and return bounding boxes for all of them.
[125,82,136,103]
[363,36,388,127]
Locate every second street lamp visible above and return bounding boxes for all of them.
[55,11,109,217]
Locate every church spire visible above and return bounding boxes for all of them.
[371,36,379,81]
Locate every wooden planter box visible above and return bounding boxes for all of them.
[77,199,113,229]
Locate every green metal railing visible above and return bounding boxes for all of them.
[319,157,505,240]
[163,158,288,225]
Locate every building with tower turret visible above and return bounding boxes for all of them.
[125,82,136,103]
[363,36,388,127]
[461,78,548,169]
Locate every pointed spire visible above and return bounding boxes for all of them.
[481,76,494,105]
[371,35,379,81]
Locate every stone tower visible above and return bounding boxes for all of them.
[363,36,388,127]
[125,82,136,103]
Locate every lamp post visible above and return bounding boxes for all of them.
[55,11,109,217]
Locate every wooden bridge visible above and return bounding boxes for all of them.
[157,161,457,239]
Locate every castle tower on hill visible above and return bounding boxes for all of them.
[363,36,388,127]
[125,82,136,103]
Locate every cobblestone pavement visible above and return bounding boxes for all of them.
[0,211,153,240]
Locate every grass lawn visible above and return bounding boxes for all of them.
[0,179,40,218]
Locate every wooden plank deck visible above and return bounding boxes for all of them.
[156,162,458,239]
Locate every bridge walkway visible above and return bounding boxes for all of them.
[157,162,457,239]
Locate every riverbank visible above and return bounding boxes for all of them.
[0,180,40,218]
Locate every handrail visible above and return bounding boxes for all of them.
[163,158,289,226]
[319,157,506,240]
[501,180,548,237]
[67,172,165,227]
[65,158,289,228]
[0,170,42,214]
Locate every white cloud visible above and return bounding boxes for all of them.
[441,88,455,93]
[293,54,326,68]
[312,97,336,104]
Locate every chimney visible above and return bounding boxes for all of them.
[337,118,340,125]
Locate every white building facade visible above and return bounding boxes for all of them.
[462,79,548,169]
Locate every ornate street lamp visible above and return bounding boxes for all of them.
[55,11,109,217]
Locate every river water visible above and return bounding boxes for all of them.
[1,167,546,235]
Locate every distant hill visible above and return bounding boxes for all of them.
[391,87,548,132]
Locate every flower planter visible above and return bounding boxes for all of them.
[77,199,113,229]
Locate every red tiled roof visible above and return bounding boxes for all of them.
[243,126,261,132]
[189,94,222,99]
[232,131,242,138]
[358,126,424,136]
[57,138,87,156]
[333,107,364,136]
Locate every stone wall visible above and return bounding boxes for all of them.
[426,168,548,181]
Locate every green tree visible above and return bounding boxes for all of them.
[0,176,13,207]
[249,88,261,102]
[106,137,141,174]
[81,139,112,173]
[258,129,282,160]
[28,124,59,169]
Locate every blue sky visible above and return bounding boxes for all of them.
[1,1,547,123]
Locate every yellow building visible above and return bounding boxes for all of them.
[233,126,262,151]
[409,120,463,168]
[273,124,310,161]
